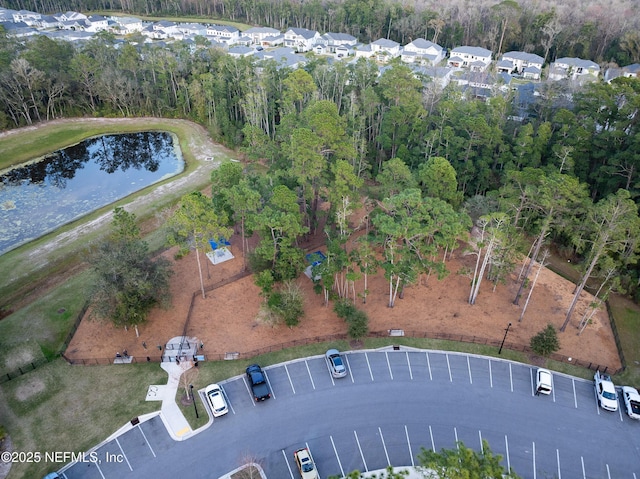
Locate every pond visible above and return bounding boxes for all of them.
[0,131,184,255]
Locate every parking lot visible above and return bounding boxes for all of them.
[60,349,640,479]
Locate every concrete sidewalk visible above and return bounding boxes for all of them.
[145,362,211,441]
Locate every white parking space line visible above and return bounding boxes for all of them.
[467,356,472,384]
[593,386,600,415]
[429,425,435,452]
[365,352,374,381]
[426,353,433,380]
[530,368,535,396]
[95,460,106,479]
[242,376,256,406]
[220,385,236,415]
[264,370,276,399]
[572,379,578,408]
[505,435,510,473]
[115,437,132,471]
[345,354,354,383]
[454,427,459,448]
[330,435,345,477]
[606,463,611,479]
[385,352,393,380]
[405,425,415,467]
[405,352,413,380]
[618,400,624,422]
[281,449,295,479]
[532,441,536,479]
[581,456,586,479]
[509,363,514,392]
[378,427,391,466]
[478,430,483,453]
[354,430,369,472]
[138,424,156,457]
[634,473,637,479]
[556,449,561,479]
[551,376,556,402]
[446,354,452,382]
[488,360,493,388]
[284,364,296,394]
[304,360,316,390]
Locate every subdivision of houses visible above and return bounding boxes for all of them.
[447,46,493,71]
[548,57,600,82]
[401,38,445,65]
[283,27,320,52]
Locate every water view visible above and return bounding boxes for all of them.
[0,131,184,255]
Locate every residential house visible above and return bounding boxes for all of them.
[85,15,109,32]
[12,9,41,25]
[320,32,357,53]
[402,38,445,65]
[254,47,307,70]
[447,46,492,71]
[548,57,600,82]
[283,27,320,52]
[152,20,179,37]
[206,24,240,44]
[261,34,284,47]
[522,65,542,80]
[353,43,373,59]
[114,16,144,33]
[243,26,280,45]
[411,65,455,89]
[55,11,87,22]
[604,63,640,82]
[371,38,401,61]
[0,20,37,37]
[500,51,544,75]
[0,8,17,22]
[227,45,255,58]
[179,23,207,37]
[37,15,61,29]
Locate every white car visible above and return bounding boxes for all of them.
[325,349,347,378]
[205,383,228,417]
[294,447,319,479]
[535,368,553,395]
[622,386,640,420]
[594,370,618,412]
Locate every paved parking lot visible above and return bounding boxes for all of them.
[60,349,640,479]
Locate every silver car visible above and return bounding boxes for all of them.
[325,349,347,378]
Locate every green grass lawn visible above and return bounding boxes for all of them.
[0,359,165,479]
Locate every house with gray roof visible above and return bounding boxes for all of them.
[447,46,492,71]
[228,45,255,58]
[1,20,37,37]
[0,8,17,22]
[402,38,445,65]
[548,57,600,82]
[371,38,401,60]
[501,51,544,71]
[12,9,41,25]
[206,24,240,44]
[320,32,357,53]
[284,27,320,52]
[604,63,640,82]
[37,15,61,29]
[85,15,109,32]
[114,16,143,33]
[254,46,307,69]
[244,26,280,44]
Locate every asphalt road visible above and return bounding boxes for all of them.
[60,349,640,479]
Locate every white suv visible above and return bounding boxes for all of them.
[205,383,229,417]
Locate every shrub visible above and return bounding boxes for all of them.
[530,323,560,356]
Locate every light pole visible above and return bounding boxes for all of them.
[189,384,199,418]
[499,322,512,355]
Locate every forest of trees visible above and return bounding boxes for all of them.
[2,3,640,324]
[4,0,640,65]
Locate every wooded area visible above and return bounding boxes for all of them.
[2,1,640,326]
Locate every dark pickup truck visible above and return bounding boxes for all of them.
[246,364,271,401]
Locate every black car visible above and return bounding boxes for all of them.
[246,364,271,401]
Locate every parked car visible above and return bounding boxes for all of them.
[622,386,640,420]
[535,368,553,395]
[246,364,271,401]
[594,370,618,411]
[205,383,229,417]
[294,447,319,479]
[325,349,347,378]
